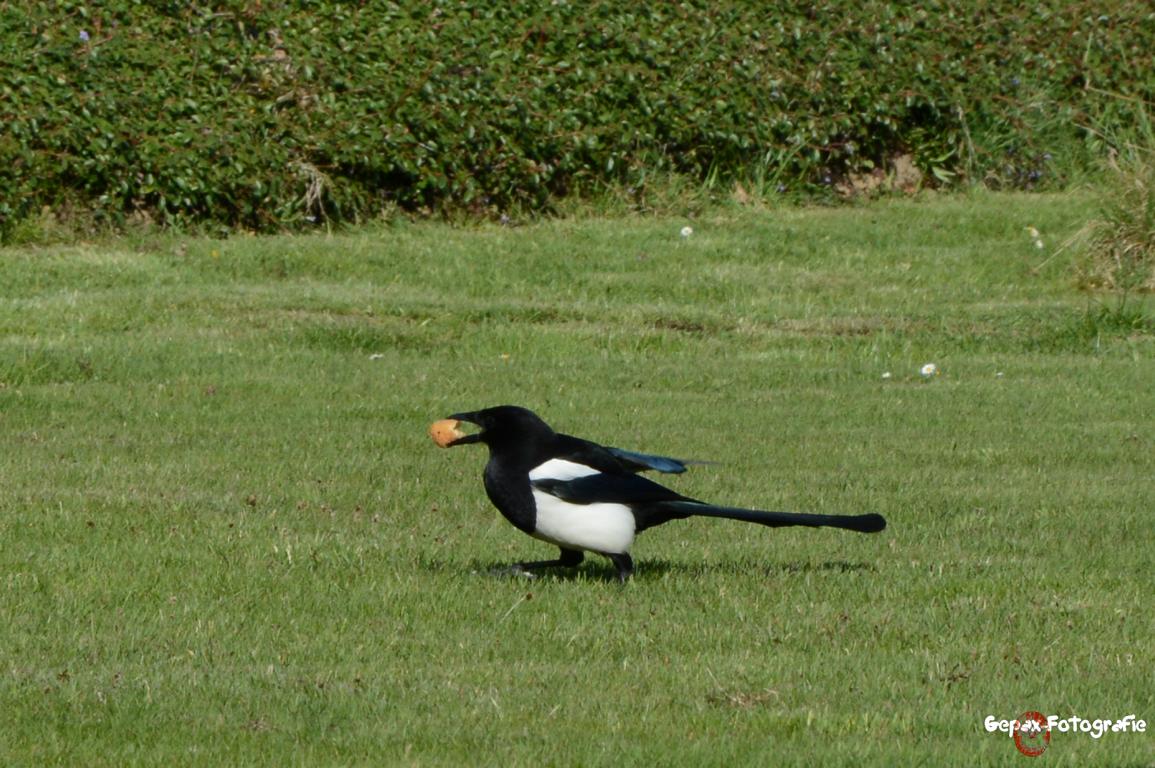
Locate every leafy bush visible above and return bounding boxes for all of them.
[2,1,1153,235]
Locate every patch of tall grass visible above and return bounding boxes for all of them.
[1078,94,1155,297]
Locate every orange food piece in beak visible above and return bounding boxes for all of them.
[429,418,466,448]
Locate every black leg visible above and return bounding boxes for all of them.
[606,552,634,583]
[511,547,584,574]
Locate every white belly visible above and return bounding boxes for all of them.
[531,490,636,555]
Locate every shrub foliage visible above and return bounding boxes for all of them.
[2,1,1153,233]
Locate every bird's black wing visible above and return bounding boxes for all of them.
[531,471,690,506]
[553,432,695,475]
[605,447,692,474]
[531,471,698,532]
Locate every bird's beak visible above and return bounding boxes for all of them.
[443,412,483,446]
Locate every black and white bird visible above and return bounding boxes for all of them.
[432,405,886,582]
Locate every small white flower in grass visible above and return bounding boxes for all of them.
[680,226,693,238]
[881,371,892,380]
[1034,239,1044,249]
[920,363,938,378]
[1026,226,1040,239]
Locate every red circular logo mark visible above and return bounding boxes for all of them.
[1014,711,1051,757]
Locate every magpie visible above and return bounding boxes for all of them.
[433,405,886,582]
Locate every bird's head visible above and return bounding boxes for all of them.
[431,405,554,450]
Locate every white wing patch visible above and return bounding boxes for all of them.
[528,458,600,482]
[531,491,636,555]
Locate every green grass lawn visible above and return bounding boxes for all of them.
[2,192,1152,766]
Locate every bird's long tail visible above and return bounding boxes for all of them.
[664,501,886,533]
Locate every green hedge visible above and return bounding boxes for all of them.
[2,1,1153,234]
